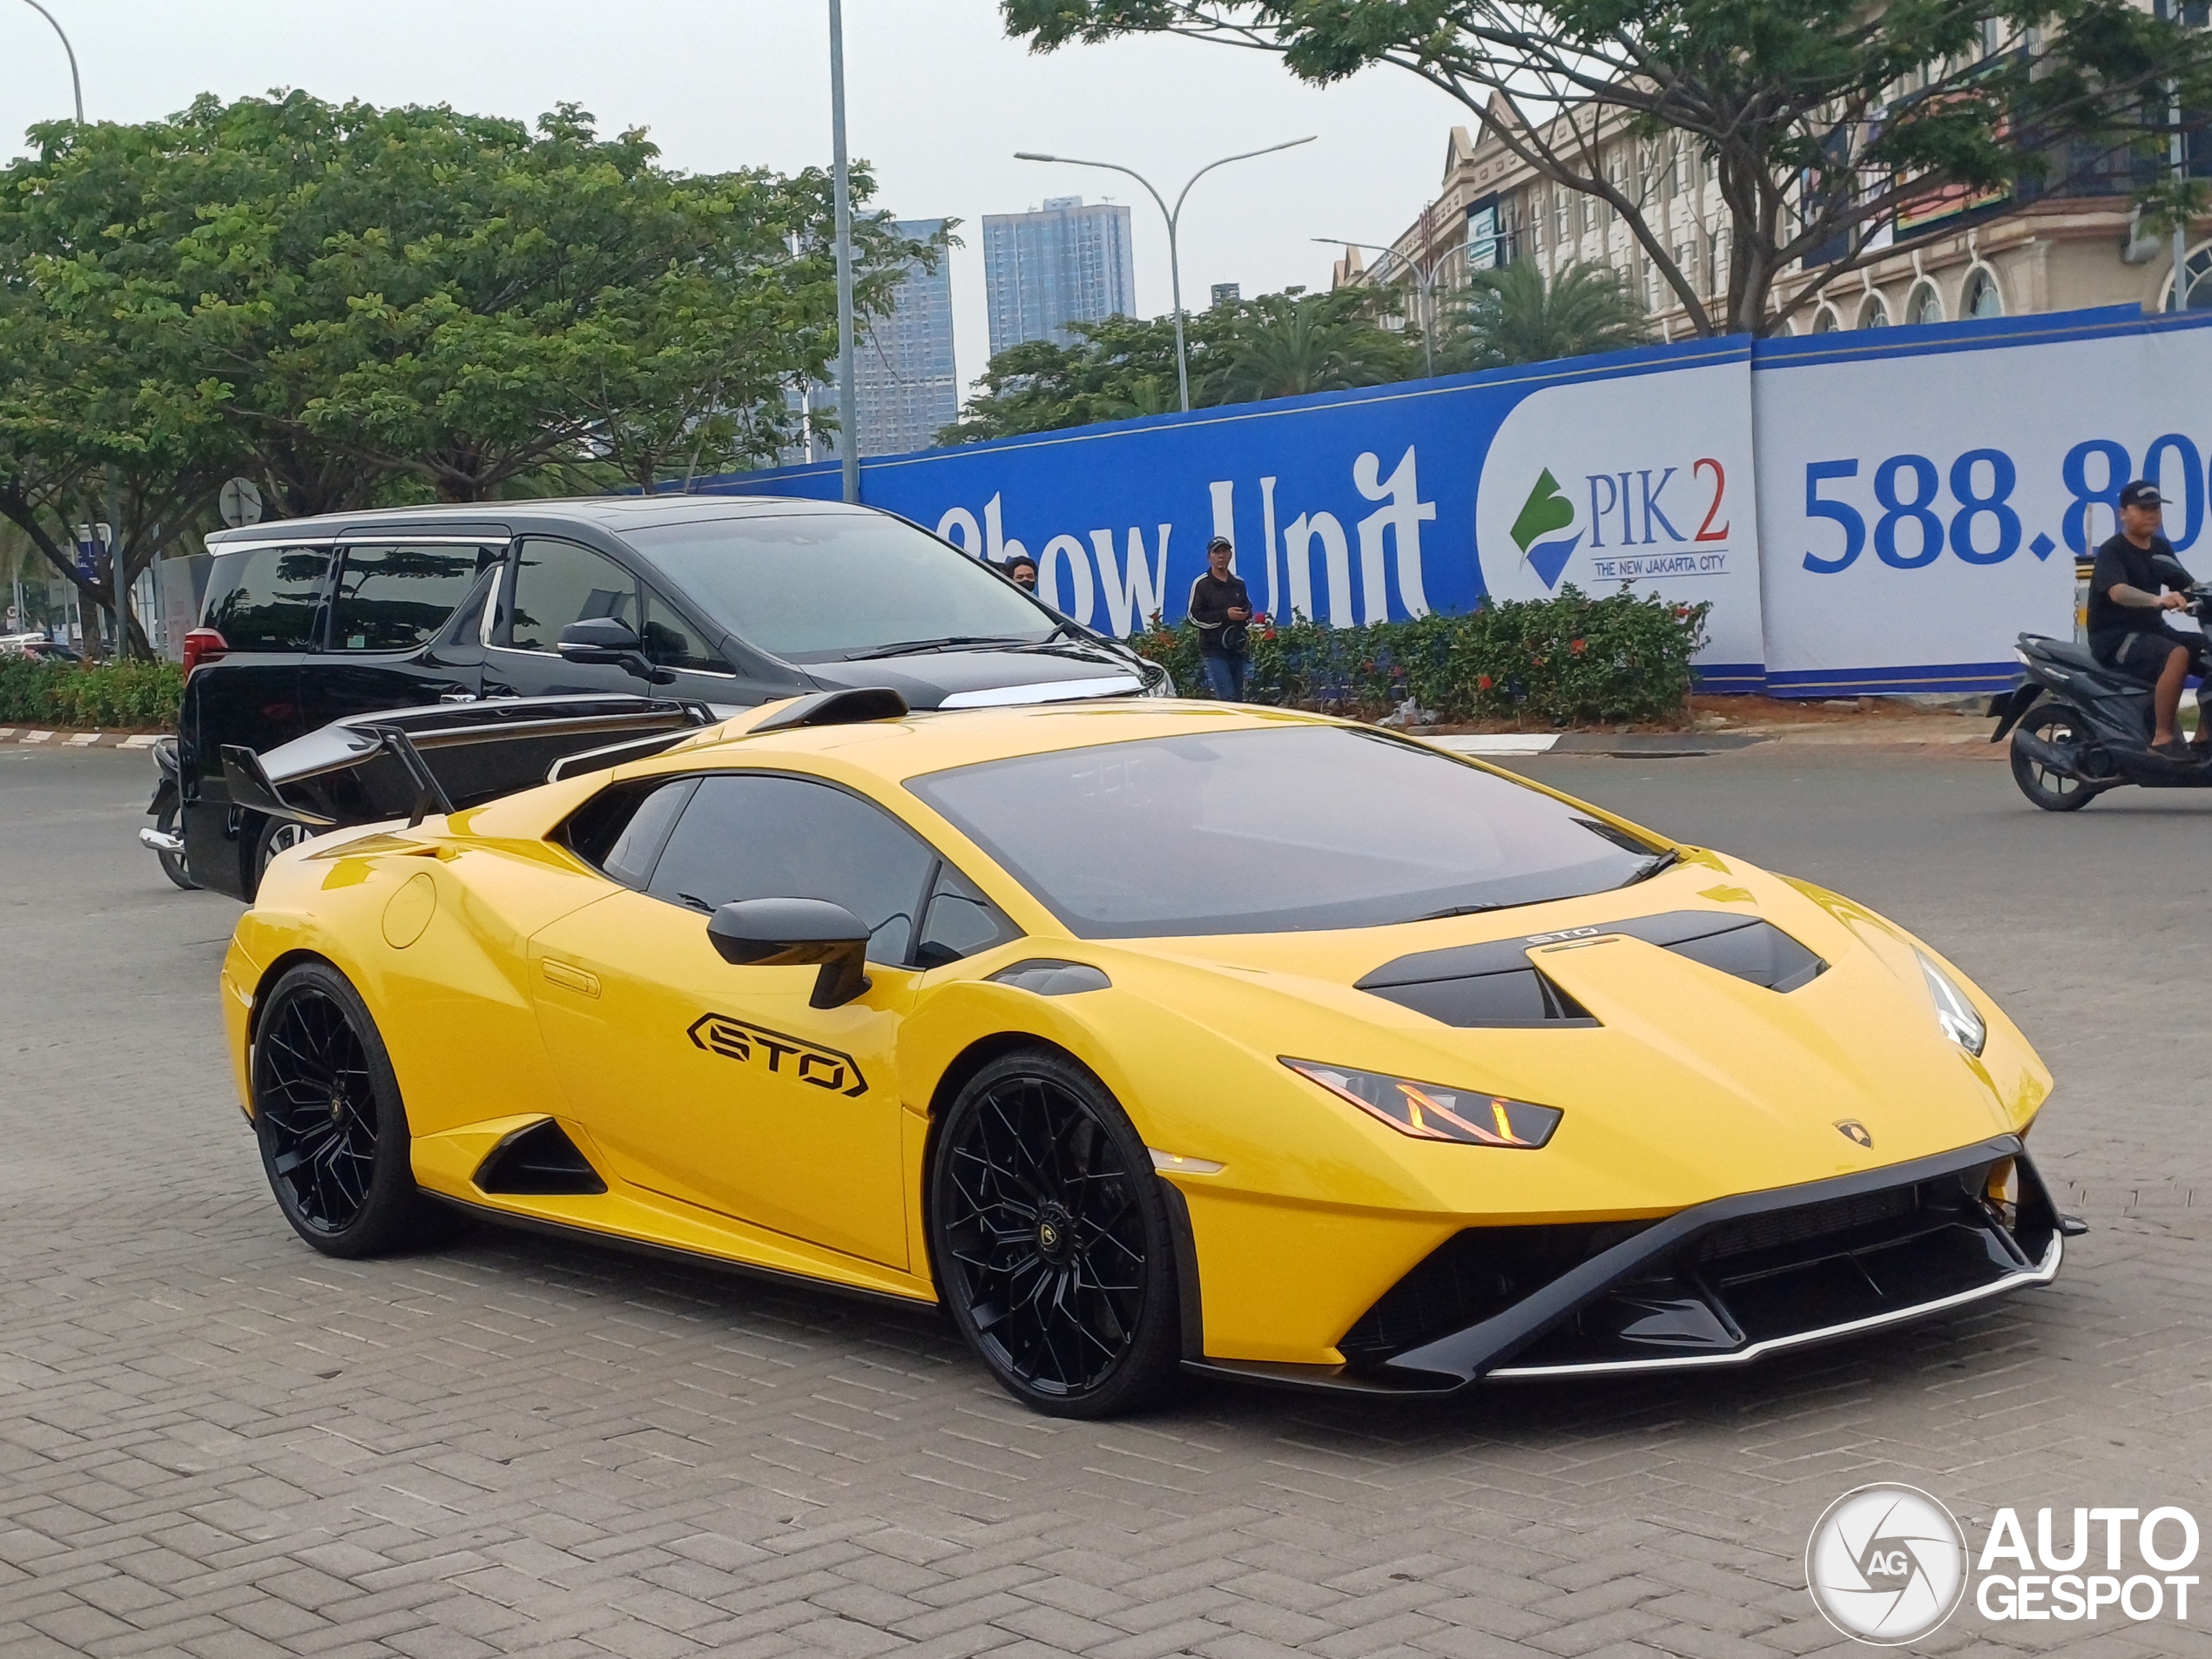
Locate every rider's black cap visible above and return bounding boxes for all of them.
[1206,535,1233,552]
[2120,480,2168,509]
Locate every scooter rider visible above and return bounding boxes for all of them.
[2089,480,2212,760]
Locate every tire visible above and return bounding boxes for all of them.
[2010,703,2103,812]
[250,960,450,1258]
[251,816,314,896]
[928,1049,1182,1418]
[153,801,199,890]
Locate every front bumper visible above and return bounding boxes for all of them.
[1186,1136,2063,1395]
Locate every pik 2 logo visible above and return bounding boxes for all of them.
[1509,461,1733,591]
[687,1013,867,1097]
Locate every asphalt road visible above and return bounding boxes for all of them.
[3,743,2209,1659]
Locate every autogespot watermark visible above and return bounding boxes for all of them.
[1805,1485,2202,1644]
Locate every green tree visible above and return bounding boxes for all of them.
[0,92,931,648]
[1207,288,1414,401]
[1439,260,1651,373]
[1003,1,2212,336]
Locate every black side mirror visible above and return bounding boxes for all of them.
[706,897,872,1008]
[557,617,675,685]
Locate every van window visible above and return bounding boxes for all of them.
[507,538,640,652]
[328,544,494,651]
[202,546,332,651]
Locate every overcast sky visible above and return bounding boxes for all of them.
[0,1,1458,402]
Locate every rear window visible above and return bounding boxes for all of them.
[202,545,332,651]
[328,544,496,652]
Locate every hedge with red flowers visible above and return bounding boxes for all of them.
[1128,586,1711,725]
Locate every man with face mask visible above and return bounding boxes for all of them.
[1188,536,1258,701]
[2089,480,2211,759]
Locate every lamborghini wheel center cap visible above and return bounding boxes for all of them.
[1036,1205,1073,1263]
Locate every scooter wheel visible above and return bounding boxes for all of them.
[2011,704,2102,812]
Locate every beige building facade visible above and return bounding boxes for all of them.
[1344,92,2210,342]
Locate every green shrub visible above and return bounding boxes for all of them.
[1127,587,1710,725]
[0,658,185,729]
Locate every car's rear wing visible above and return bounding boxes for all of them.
[223,694,718,830]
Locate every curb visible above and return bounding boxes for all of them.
[1432,732,1773,760]
[0,728,161,750]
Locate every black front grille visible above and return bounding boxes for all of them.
[1339,1152,2057,1373]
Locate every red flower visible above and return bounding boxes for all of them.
[1478,674,1494,691]
[1569,638,1587,655]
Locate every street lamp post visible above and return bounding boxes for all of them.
[826,0,860,504]
[1015,137,1315,413]
[14,0,83,125]
[1315,239,1466,380]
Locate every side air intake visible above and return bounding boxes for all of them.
[472,1119,607,1196]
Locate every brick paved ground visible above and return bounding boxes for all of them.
[3,744,2209,1658]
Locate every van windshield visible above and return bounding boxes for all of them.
[624,514,1059,661]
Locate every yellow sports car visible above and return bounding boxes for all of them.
[220,691,2067,1417]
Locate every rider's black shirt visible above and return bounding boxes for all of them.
[2088,534,2185,657]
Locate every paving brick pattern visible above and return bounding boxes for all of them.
[4,745,2209,1657]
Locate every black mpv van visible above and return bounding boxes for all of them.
[162,495,1167,900]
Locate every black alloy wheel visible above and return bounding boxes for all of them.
[252,961,449,1258]
[929,1050,1181,1418]
[153,801,198,890]
[2010,703,2103,812]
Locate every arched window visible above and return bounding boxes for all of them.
[1963,266,2004,318]
[1908,281,1945,325]
[1859,293,1892,329]
[2166,240,2212,312]
[1811,305,1842,334]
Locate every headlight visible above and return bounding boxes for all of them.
[1917,952,1986,1056]
[1283,1058,1561,1148]
[1143,666,1175,698]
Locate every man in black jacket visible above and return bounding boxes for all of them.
[1189,536,1259,700]
[2089,480,2210,759]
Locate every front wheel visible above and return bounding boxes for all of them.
[251,815,314,896]
[2011,703,2104,812]
[251,961,451,1258]
[929,1050,1182,1418]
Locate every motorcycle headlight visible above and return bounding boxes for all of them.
[1917,951,1986,1056]
[1284,1058,1561,1148]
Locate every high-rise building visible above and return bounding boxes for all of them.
[982,197,1136,354]
[853,218,958,456]
[1210,281,1241,307]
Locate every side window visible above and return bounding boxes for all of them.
[327,544,490,652]
[642,584,735,674]
[202,545,332,651]
[647,774,936,966]
[506,537,640,652]
[914,865,1017,968]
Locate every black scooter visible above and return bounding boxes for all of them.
[1989,585,2212,810]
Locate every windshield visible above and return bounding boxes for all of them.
[624,513,1061,661]
[907,725,1669,938]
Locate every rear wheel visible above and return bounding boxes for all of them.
[153,801,198,890]
[929,1050,1181,1418]
[251,816,314,895]
[251,961,450,1258]
[2011,703,2103,812]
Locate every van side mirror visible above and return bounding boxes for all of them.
[706,897,872,1008]
[557,617,674,685]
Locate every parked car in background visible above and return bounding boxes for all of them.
[0,631,84,662]
[152,496,1169,900]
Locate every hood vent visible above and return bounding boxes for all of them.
[1359,909,1825,1027]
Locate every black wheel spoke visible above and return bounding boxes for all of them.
[256,985,380,1236]
[938,1071,1150,1397]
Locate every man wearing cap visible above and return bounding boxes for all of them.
[2088,480,2211,759]
[1189,536,1259,700]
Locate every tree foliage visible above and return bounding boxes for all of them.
[1440,260,1651,373]
[1003,0,2212,336]
[0,91,929,649]
[941,287,1413,442]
